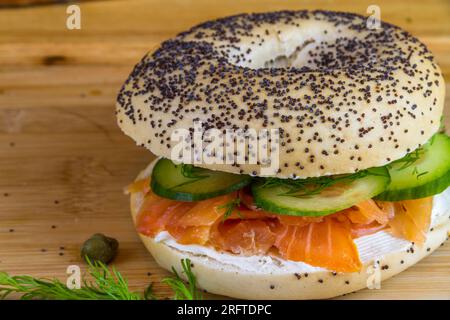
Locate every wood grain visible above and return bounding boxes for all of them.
[0,0,449,300]
[0,0,99,8]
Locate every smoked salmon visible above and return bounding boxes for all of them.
[136,196,183,237]
[131,182,433,272]
[211,219,276,255]
[166,194,235,245]
[387,197,433,245]
[340,199,391,225]
[126,178,151,194]
[275,218,362,272]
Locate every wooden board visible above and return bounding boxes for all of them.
[0,0,449,300]
[0,0,98,8]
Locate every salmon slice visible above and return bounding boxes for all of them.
[225,208,272,220]
[374,200,395,220]
[388,197,433,245]
[273,224,296,254]
[137,196,194,237]
[211,219,276,255]
[350,221,387,238]
[335,199,393,238]
[169,226,211,245]
[275,218,361,273]
[126,178,151,194]
[165,194,238,244]
[134,185,417,272]
[238,188,259,210]
[348,199,391,225]
[175,194,236,227]
[277,215,323,227]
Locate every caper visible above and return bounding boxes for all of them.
[81,233,119,264]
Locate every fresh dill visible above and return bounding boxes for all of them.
[389,133,443,177]
[388,137,435,179]
[180,164,209,180]
[410,166,428,179]
[0,257,142,300]
[416,171,429,179]
[259,170,373,198]
[0,258,201,300]
[162,259,202,300]
[390,148,424,171]
[170,164,210,189]
[218,198,242,220]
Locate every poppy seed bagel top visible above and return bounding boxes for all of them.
[116,10,445,179]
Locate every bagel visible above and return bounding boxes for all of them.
[117,10,445,179]
[130,160,450,300]
[117,10,449,300]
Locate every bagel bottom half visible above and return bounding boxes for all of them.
[130,160,450,300]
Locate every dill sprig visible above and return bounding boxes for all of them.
[0,257,142,300]
[180,164,209,180]
[83,257,143,300]
[389,148,424,171]
[0,258,200,300]
[170,164,210,189]
[260,170,374,198]
[218,197,242,220]
[162,259,202,300]
[388,139,434,179]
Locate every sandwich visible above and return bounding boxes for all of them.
[116,10,450,299]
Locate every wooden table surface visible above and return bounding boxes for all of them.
[0,0,449,300]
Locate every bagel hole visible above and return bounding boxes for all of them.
[263,39,315,68]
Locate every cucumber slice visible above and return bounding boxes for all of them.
[375,133,450,201]
[251,167,390,217]
[151,158,252,201]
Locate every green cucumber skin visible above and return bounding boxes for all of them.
[375,170,450,201]
[150,158,252,202]
[252,192,344,217]
[151,176,251,202]
[376,133,450,200]
[150,134,449,206]
[251,167,390,217]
